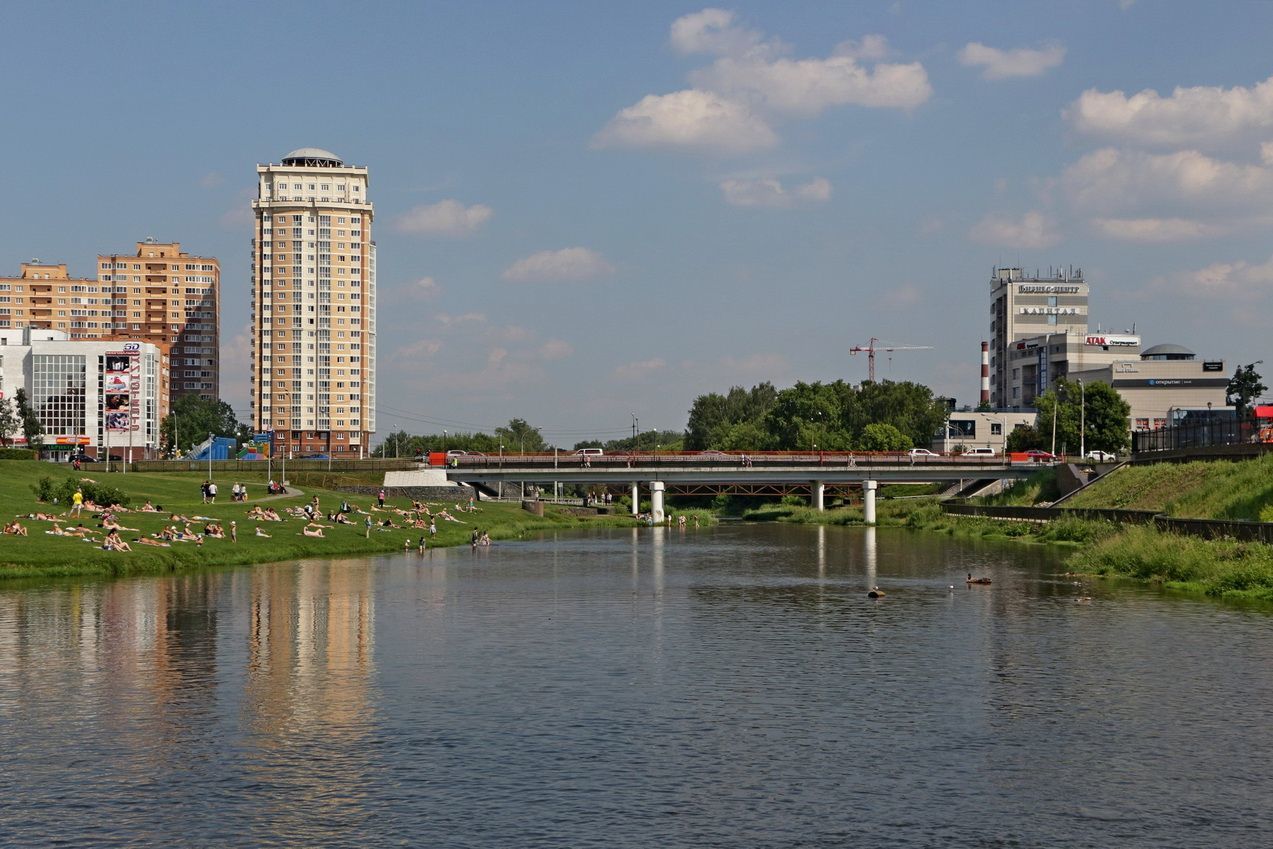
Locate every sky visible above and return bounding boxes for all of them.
[3,0,1272,446]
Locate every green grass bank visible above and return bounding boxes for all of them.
[0,461,643,581]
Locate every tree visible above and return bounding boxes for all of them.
[495,418,546,453]
[0,398,17,447]
[858,422,911,452]
[1226,362,1267,418]
[13,388,43,449]
[1032,378,1130,455]
[685,383,777,449]
[161,394,238,453]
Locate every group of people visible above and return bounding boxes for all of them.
[200,481,218,504]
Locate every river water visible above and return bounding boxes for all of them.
[0,523,1270,848]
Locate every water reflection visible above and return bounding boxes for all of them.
[0,525,1270,848]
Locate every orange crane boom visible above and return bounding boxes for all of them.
[849,337,935,382]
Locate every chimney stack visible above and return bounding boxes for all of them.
[980,341,991,406]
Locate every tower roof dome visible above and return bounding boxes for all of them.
[281,147,344,167]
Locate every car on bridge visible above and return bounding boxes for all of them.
[908,448,939,460]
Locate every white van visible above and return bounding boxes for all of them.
[574,448,604,457]
[962,447,996,457]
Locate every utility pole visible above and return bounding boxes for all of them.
[1079,379,1086,459]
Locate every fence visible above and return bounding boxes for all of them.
[126,458,418,474]
[942,503,1273,543]
[1133,418,1265,453]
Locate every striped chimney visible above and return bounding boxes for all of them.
[980,341,991,406]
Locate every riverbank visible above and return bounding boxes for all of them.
[740,481,1273,602]
[0,461,641,581]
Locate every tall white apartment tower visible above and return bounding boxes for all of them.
[250,148,376,458]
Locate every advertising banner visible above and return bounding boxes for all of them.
[105,345,142,432]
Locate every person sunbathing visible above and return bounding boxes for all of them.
[379,518,398,529]
[157,526,179,541]
[134,537,170,547]
[139,501,159,512]
[255,526,272,538]
[101,517,138,532]
[300,525,325,538]
[437,510,464,523]
[3,521,28,536]
[204,523,225,539]
[102,531,131,552]
[28,512,60,522]
[332,513,353,525]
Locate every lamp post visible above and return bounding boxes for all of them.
[207,431,214,480]
[1078,379,1085,459]
[267,429,273,485]
[443,429,447,452]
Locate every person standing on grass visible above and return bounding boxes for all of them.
[377,488,386,509]
[364,515,372,538]
[230,521,238,543]
[201,481,209,504]
[207,481,217,504]
[71,488,84,517]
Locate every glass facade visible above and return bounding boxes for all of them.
[31,354,87,438]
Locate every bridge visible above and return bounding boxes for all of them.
[440,451,1050,524]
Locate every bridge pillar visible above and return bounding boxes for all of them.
[863,479,878,525]
[630,482,639,516]
[649,481,666,524]
[812,481,825,511]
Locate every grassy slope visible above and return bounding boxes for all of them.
[0,461,626,580]
[1064,455,1273,520]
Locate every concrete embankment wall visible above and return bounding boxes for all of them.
[943,503,1273,543]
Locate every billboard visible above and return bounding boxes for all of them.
[104,346,142,433]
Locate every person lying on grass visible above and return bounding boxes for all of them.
[139,501,160,512]
[134,537,170,547]
[247,506,283,521]
[3,520,28,536]
[300,525,325,538]
[255,526,272,538]
[328,512,354,525]
[437,510,465,523]
[100,516,139,532]
[25,512,61,522]
[204,523,225,539]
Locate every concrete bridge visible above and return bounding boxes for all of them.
[440,451,1048,524]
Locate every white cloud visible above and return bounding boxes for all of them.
[1145,254,1273,301]
[691,53,931,116]
[958,42,1066,80]
[834,34,890,62]
[394,199,493,237]
[597,14,929,153]
[434,311,487,327]
[969,211,1061,248]
[502,247,615,283]
[539,339,574,361]
[875,283,922,309]
[720,175,831,208]
[1066,75,1273,148]
[199,171,224,189]
[1062,147,1273,218]
[613,358,667,381]
[219,206,253,230]
[389,338,444,363]
[1090,217,1214,242]
[407,276,442,299]
[669,8,776,58]
[592,89,778,153]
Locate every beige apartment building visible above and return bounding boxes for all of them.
[0,239,219,402]
[250,147,377,459]
[989,266,1089,408]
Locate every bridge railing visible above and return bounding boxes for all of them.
[443,450,1064,470]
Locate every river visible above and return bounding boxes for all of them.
[1,524,1270,847]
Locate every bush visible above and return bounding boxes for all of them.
[31,476,131,508]
[0,448,37,460]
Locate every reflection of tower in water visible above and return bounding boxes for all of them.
[864,527,877,591]
[244,561,378,839]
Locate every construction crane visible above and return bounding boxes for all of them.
[849,338,934,382]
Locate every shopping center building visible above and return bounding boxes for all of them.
[0,328,167,459]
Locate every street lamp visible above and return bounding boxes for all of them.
[207,431,214,480]
[1078,379,1085,459]
[443,429,447,452]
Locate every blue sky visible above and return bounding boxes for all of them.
[3,1,1272,444]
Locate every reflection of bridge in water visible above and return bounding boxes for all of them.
[443,451,1047,524]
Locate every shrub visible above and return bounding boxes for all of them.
[0,448,37,460]
[31,476,131,508]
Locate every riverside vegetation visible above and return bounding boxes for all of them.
[0,460,655,581]
[744,461,1273,603]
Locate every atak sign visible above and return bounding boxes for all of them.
[1085,334,1140,348]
